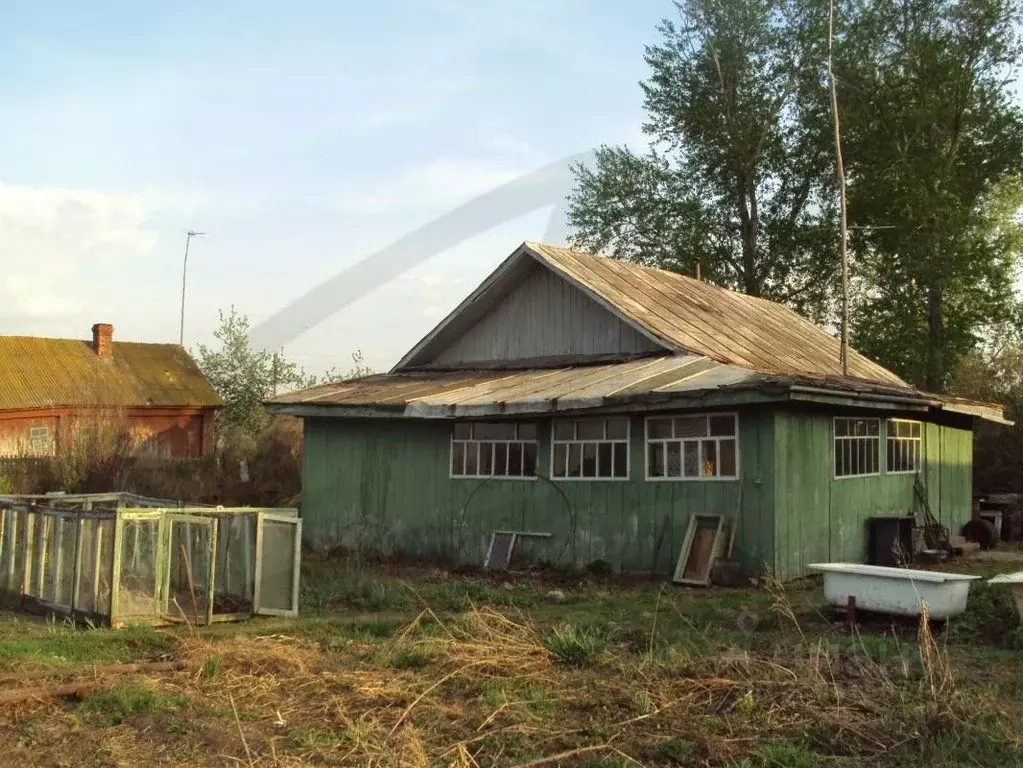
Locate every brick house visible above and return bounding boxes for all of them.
[0,324,222,458]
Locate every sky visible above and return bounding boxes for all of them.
[0,0,670,374]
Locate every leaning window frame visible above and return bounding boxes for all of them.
[549,417,631,482]
[833,416,882,479]
[644,412,740,482]
[449,422,538,480]
[885,418,923,475]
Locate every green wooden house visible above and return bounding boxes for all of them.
[268,242,1006,581]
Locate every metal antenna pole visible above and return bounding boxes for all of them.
[828,0,850,376]
[180,230,205,345]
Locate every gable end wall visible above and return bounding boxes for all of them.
[426,261,663,366]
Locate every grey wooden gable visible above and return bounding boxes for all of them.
[394,246,668,371]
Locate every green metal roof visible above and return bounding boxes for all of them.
[0,336,223,411]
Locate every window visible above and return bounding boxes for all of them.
[551,418,629,479]
[886,419,922,473]
[27,426,50,455]
[451,422,537,478]
[646,414,738,480]
[834,417,880,477]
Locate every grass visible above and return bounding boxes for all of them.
[78,681,188,725]
[0,556,1020,767]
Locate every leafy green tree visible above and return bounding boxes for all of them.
[196,307,371,438]
[841,0,1023,391]
[568,0,840,321]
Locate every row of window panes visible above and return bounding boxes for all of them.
[553,441,628,478]
[834,418,922,477]
[647,438,737,478]
[552,418,628,478]
[648,414,736,440]
[451,440,538,477]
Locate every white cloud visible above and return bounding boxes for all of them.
[0,182,158,329]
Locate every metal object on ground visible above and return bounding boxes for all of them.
[808,563,980,619]
[483,530,552,570]
[867,516,915,567]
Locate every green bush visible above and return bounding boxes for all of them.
[541,624,609,668]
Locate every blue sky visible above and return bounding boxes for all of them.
[0,0,670,373]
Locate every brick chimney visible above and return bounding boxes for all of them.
[91,323,113,358]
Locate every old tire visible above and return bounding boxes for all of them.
[961,519,997,550]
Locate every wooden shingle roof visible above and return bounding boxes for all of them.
[0,336,223,411]
[525,242,904,386]
[395,241,906,387]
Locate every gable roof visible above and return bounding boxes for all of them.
[0,336,223,411]
[395,242,905,387]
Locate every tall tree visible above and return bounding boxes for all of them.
[841,0,1023,391]
[568,0,840,321]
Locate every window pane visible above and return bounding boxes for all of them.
[453,423,471,440]
[612,443,628,478]
[683,441,699,477]
[606,418,628,440]
[568,443,582,478]
[577,421,604,440]
[719,439,736,476]
[553,442,567,477]
[522,443,537,476]
[709,415,735,437]
[554,422,575,441]
[474,423,515,440]
[911,422,921,438]
[479,443,494,475]
[835,419,849,437]
[674,416,707,438]
[517,423,537,441]
[648,442,665,477]
[465,442,479,475]
[508,442,523,475]
[666,442,682,477]
[701,440,717,476]
[648,418,672,439]
[494,442,508,476]
[597,443,612,477]
[867,420,879,436]
[887,440,896,472]
[451,442,465,475]
[585,441,597,478]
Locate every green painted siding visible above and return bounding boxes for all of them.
[299,407,973,580]
[772,410,974,581]
[301,411,775,575]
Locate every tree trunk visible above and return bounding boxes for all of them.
[926,285,944,392]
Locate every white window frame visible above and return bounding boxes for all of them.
[550,417,630,482]
[833,416,881,479]
[644,413,740,482]
[885,418,923,475]
[449,422,538,480]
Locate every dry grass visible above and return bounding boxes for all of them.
[0,574,1021,766]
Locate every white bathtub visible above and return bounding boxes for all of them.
[988,572,1023,623]
[808,563,981,619]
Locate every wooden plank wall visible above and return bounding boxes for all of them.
[772,410,974,581]
[428,262,662,366]
[301,411,775,576]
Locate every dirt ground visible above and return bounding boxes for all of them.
[0,550,1021,767]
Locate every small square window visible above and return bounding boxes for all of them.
[606,418,628,440]
[577,420,604,440]
[648,418,672,439]
[674,416,707,438]
[553,422,576,441]
[453,423,471,440]
[709,415,735,437]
